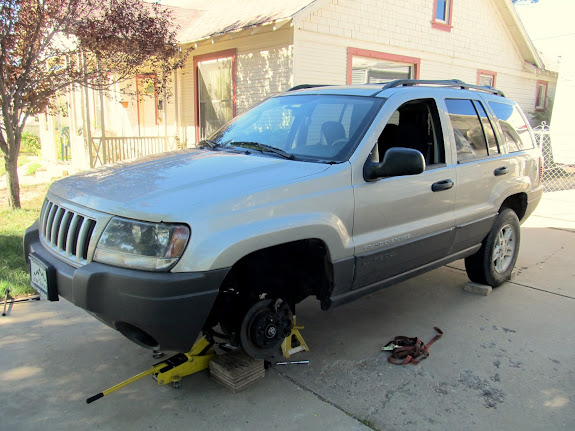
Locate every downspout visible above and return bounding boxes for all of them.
[173,68,180,147]
[81,52,93,168]
[97,58,106,165]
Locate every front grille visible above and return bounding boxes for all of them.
[39,198,98,265]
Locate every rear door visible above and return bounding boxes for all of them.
[352,96,456,289]
[443,98,510,253]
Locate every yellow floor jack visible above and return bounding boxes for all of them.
[86,316,310,404]
[86,336,216,404]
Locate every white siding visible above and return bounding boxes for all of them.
[237,45,293,114]
[293,0,558,120]
[178,27,293,145]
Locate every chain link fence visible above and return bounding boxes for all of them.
[532,122,575,192]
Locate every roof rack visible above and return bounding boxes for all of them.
[380,79,505,97]
[288,84,331,92]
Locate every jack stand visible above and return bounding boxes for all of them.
[86,336,216,404]
[281,316,309,358]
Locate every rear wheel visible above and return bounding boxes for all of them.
[465,208,520,287]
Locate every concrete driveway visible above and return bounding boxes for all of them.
[1,191,573,431]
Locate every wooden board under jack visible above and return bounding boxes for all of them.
[209,351,265,392]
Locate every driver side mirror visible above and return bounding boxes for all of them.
[364,147,425,182]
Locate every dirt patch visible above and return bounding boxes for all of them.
[0,183,50,208]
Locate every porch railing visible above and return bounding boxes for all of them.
[90,136,177,167]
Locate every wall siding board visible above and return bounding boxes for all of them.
[178,28,293,144]
[293,0,557,121]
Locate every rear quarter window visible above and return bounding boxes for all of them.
[489,102,534,152]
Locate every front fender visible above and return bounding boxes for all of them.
[171,163,355,273]
[176,212,353,272]
[207,213,353,270]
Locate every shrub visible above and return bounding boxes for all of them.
[20,132,41,155]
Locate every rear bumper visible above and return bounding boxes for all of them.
[24,223,229,352]
[524,185,544,222]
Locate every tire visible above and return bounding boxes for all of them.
[464,208,520,287]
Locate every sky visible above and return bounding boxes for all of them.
[515,0,574,58]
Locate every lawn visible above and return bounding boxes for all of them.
[0,184,49,298]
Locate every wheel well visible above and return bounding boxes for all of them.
[500,193,527,221]
[229,239,333,307]
[203,239,333,335]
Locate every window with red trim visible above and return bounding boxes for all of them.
[347,48,420,85]
[477,70,497,88]
[535,81,548,111]
[432,0,453,32]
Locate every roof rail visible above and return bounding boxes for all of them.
[381,79,505,97]
[288,84,330,92]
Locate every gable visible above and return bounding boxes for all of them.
[293,0,541,71]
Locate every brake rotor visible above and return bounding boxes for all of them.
[240,299,293,359]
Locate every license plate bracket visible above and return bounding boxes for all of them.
[29,253,58,301]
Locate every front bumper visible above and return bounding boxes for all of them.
[24,222,229,352]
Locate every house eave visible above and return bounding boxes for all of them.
[496,0,544,70]
[179,17,294,47]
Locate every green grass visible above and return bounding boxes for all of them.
[25,162,42,176]
[0,184,48,298]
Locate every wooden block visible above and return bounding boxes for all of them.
[209,352,265,392]
[464,282,492,296]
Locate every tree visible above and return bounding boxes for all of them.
[0,0,187,209]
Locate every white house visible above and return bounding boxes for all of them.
[40,0,558,169]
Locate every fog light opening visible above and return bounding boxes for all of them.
[115,322,159,350]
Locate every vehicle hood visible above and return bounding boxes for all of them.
[49,149,330,222]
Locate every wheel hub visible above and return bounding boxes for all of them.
[492,224,515,274]
[265,324,277,338]
[240,299,293,359]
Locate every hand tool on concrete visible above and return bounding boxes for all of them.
[275,360,310,365]
[1,288,40,316]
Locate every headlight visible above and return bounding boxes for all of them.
[94,218,190,271]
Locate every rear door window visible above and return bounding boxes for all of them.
[489,102,534,152]
[445,99,488,162]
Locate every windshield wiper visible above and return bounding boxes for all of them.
[230,141,295,160]
[198,139,220,149]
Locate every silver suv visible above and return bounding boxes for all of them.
[24,80,543,358]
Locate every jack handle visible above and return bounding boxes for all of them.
[86,368,155,404]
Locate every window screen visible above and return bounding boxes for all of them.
[445,99,488,162]
[489,102,534,152]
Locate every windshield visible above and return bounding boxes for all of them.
[207,94,383,162]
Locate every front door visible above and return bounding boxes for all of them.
[352,98,456,289]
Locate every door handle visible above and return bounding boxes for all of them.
[431,179,454,192]
[494,166,509,176]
